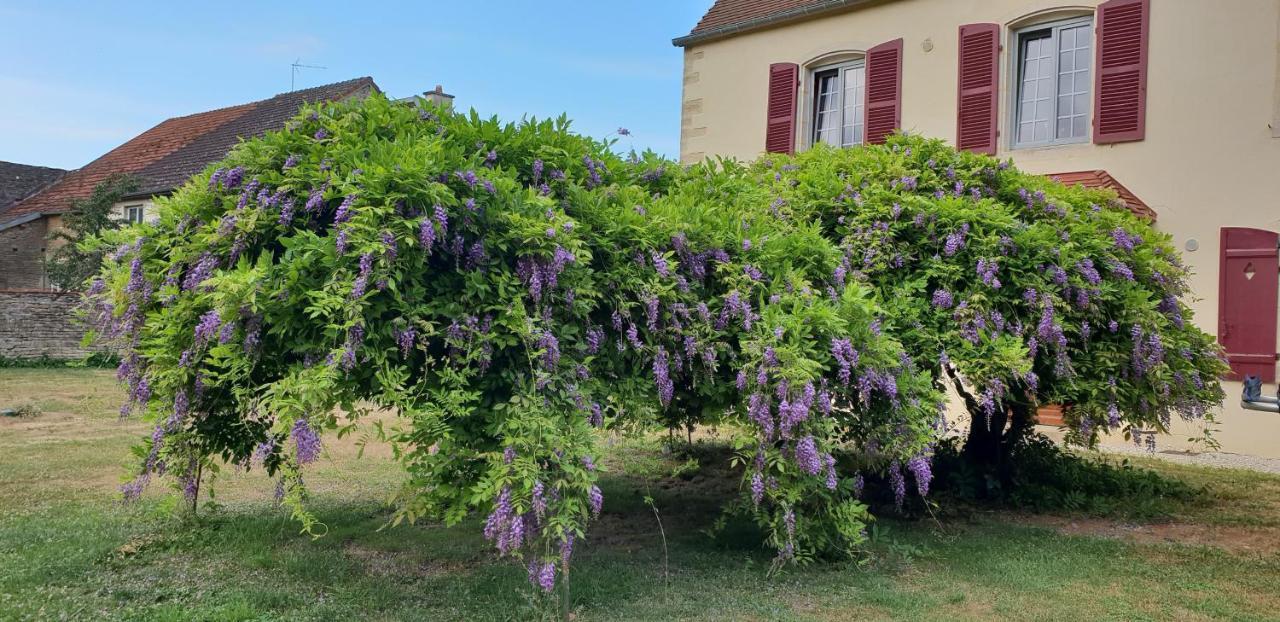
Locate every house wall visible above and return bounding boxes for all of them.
[111,199,157,224]
[0,216,51,290]
[679,0,1280,457]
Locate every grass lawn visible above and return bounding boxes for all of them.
[3,368,1280,621]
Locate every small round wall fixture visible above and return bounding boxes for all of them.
[922,38,934,53]
[1185,238,1199,252]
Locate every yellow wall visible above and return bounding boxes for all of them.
[680,0,1280,457]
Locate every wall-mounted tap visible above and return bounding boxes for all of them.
[1242,375,1280,412]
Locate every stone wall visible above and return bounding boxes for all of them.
[0,217,51,290]
[0,289,97,359]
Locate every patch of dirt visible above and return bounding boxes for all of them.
[1017,513,1280,556]
[342,541,476,578]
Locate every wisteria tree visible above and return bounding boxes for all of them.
[85,95,942,596]
[750,135,1226,476]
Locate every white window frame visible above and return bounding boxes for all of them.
[1009,15,1093,150]
[124,204,145,224]
[806,58,866,149]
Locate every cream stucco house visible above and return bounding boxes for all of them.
[675,0,1280,456]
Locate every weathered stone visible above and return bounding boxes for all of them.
[0,289,100,359]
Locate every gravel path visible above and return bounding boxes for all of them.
[1095,442,1280,475]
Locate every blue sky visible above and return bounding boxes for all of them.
[0,1,712,170]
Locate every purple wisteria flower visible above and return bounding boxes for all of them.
[396,326,416,357]
[434,204,449,238]
[588,484,603,516]
[418,216,436,253]
[334,194,357,224]
[291,419,322,464]
[931,289,954,309]
[251,439,275,465]
[1111,227,1141,252]
[830,338,858,385]
[1109,260,1135,281]
[889,461,907,509]
[194,310,221,345]
[585,326,604,354]
[795,436,822,475]
[351,253,374,299]
[976,258,1001,288]
[943,224,969,256]
[653,347,674,406]
[182,253,219,291]
[907,454,933,497]
[1077,258,1102,285]
[528,560,556,593]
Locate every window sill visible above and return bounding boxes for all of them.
[1005,139,1091,154]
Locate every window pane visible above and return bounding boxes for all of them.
[842,65,865,146]
[1015,30,1055,145]
[1054,23,1091,140]
[812,71,840,145]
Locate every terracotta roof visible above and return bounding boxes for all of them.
[3,77,377,222]
[130,77,378,197]
[1047,170,1156,220]
[0,161,66,210]
[674,0,879,46]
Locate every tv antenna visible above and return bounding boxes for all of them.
[291,58,327,91]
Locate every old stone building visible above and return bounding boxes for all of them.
[0,77,380,290]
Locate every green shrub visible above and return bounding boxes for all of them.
[84,96,940,592]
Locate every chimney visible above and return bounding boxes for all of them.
[422,84,454,108]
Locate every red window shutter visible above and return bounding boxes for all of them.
[1219,227,1279,382]
[1094,0,1150,143]
[765,63,799,154]
[956,23,1000,155]
[864,38,903,145]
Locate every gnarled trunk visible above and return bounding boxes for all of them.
[952,377,1033,477]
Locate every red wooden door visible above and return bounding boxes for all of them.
[1219,227,1279,381]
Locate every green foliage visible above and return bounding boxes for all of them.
[83,93,1224,600]
[86,95,940,594]
[45,173,140,290]
[744,135,1226,452]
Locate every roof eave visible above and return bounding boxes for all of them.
[0,211,46,233]
[672,0,880,47]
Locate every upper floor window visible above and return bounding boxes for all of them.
[811,60,865,147]
[1013,16,1092,148]
[124,205,145,224]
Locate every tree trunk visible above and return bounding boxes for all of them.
[952,377,1035,481]
[953,379,1006,467]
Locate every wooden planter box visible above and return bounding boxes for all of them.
[1035,404,1066,427]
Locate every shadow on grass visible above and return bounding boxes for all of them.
[919,434,1212,521]
[3,435,1278,621]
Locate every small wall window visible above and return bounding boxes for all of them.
[124,205,145,224]
[1012,16,1092,148]
[810,60,866,147]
